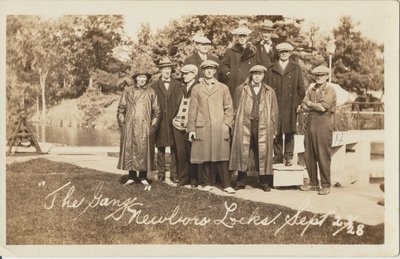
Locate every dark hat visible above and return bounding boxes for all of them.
[132,71,152,80]
[200,60,219,69]
[311,65,330,75]
[249,65,267,73]
[157,57,175,68]
[259,20,276,31]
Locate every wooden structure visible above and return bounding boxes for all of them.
[7,114,43,154]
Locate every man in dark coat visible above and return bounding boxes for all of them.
[256,20,278,70]
[265,42,305,166]
[183,35,220,81]
[150,57,181,183]
[220,26,261,96]
[229,65,279,192]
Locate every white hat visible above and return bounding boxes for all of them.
[193,35,212,44]
[231,27,252,35]
[276,42,294,51]
[180,64,198,75]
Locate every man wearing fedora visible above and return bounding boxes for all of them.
[117,70,161,187]
[183,35,220,81]
[298,65,337,195]
[150,57,181,183]
[256,20,278,69]
[229,65,278,192]
[221,26,261,96]
[266,42,305,167]
[187,60,235,194]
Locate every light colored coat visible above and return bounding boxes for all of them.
[187,78,233,163]
[117,85,161,171]
[229,81,279,175]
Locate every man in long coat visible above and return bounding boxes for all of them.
[265,42,305,166]
[220,26,261,96]
[256,20,278,70]
[187,60,235,194]
[150,57,181,182]
[117,70,161,185]
[229,65,278,192]
[183,35,220,81]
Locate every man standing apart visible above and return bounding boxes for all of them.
[256,20,278,69]
[221,26,261,96]
[298,65,336,195]
[229,65,278,192]
[171,64,199,187]
[150,57,180,183]
[266,42,305,166]
[183,35,220,81]
[187,60,235,194]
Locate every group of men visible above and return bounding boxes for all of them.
[117,21,337,196]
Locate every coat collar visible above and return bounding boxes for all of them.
[243,81,270,97]
[271,60,297,75]
[198,78,220,96]
[157,77,173,97]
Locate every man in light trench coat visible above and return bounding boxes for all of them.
[229,65,279,192]
[187,60,236,194]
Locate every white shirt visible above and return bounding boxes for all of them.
[198,52,207,61]
[252,82,261,95]
[279,60,289,70]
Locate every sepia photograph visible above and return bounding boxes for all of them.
[0,0,398,257]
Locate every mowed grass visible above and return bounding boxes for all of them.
[6,158,384,245]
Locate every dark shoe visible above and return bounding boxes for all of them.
[318,187,330,195]
[234,185,246,190]
[260,184,271,192]
[157,175,165,181]
[170,176,179,183]
[273,158,283,164]
[177,181,188,187]
[300,185,318,191]
[285,159,293,166]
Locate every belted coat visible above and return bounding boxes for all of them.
[117,85,161,171]
[229,81,279,175]
[265,60,305,133]
[187,79,234,163]
[150,77,181,147]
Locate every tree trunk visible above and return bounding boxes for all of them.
[39,70,48,123]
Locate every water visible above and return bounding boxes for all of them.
[33,123,120,146]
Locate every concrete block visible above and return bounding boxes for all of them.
[273,164,305,187]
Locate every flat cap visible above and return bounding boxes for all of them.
[311,65,330,75]
[157,57,175,68]
[193,35,211,44]
[249,65,267,73]
[200,60,219,69]
[231,27,252,35]
[180,64,198,74]
[276,42,294,51]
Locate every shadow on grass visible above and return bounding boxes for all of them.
[6,158,384,245]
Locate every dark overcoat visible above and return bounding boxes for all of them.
[220,43,261,96]
[256,41,277,69]
[183,53,220,81]
[117,85,161,171]
[187,79,234,163]
[229,81,278,175]
[265,60,305,133]
[150,77,181,147]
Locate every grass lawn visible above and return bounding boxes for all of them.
[6,158,384,245]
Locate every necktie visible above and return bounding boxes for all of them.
[164,80,170,90]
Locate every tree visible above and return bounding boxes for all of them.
[332,16,384,94]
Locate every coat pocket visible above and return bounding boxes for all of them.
[223,123,230,141]
[195,126,205,141]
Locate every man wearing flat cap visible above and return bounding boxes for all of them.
[170,64,199,187]
[187,60,235,194]
[229,65,279,192]
[298,65,336,195]
[150,57,181,183]
[221,26,261,97]
[183,35,220,81]
[256,20,278,69]
[266,41,305,167]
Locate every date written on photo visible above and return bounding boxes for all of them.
[43,181,364,237]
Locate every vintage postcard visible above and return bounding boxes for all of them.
[0,0,398,257]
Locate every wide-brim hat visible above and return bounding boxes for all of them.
[311,65,330,75]
[200,60,219,69]
[157,57,175,68]
[259,20,276,31]
[231,27,252,35]
[249,65,267,73]
[276,42,294,51]
[132,72,152,80]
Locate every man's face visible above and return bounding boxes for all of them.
[195,43,210,55]
[261,31,272,42]
[235,34,248,45]
[252,72,265,84]
[136,75,148,87]
[278,50,291,61]
[182,71,196,83]
[315,74,329,85]
[160,67,172,79]
[203,67,216,79]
